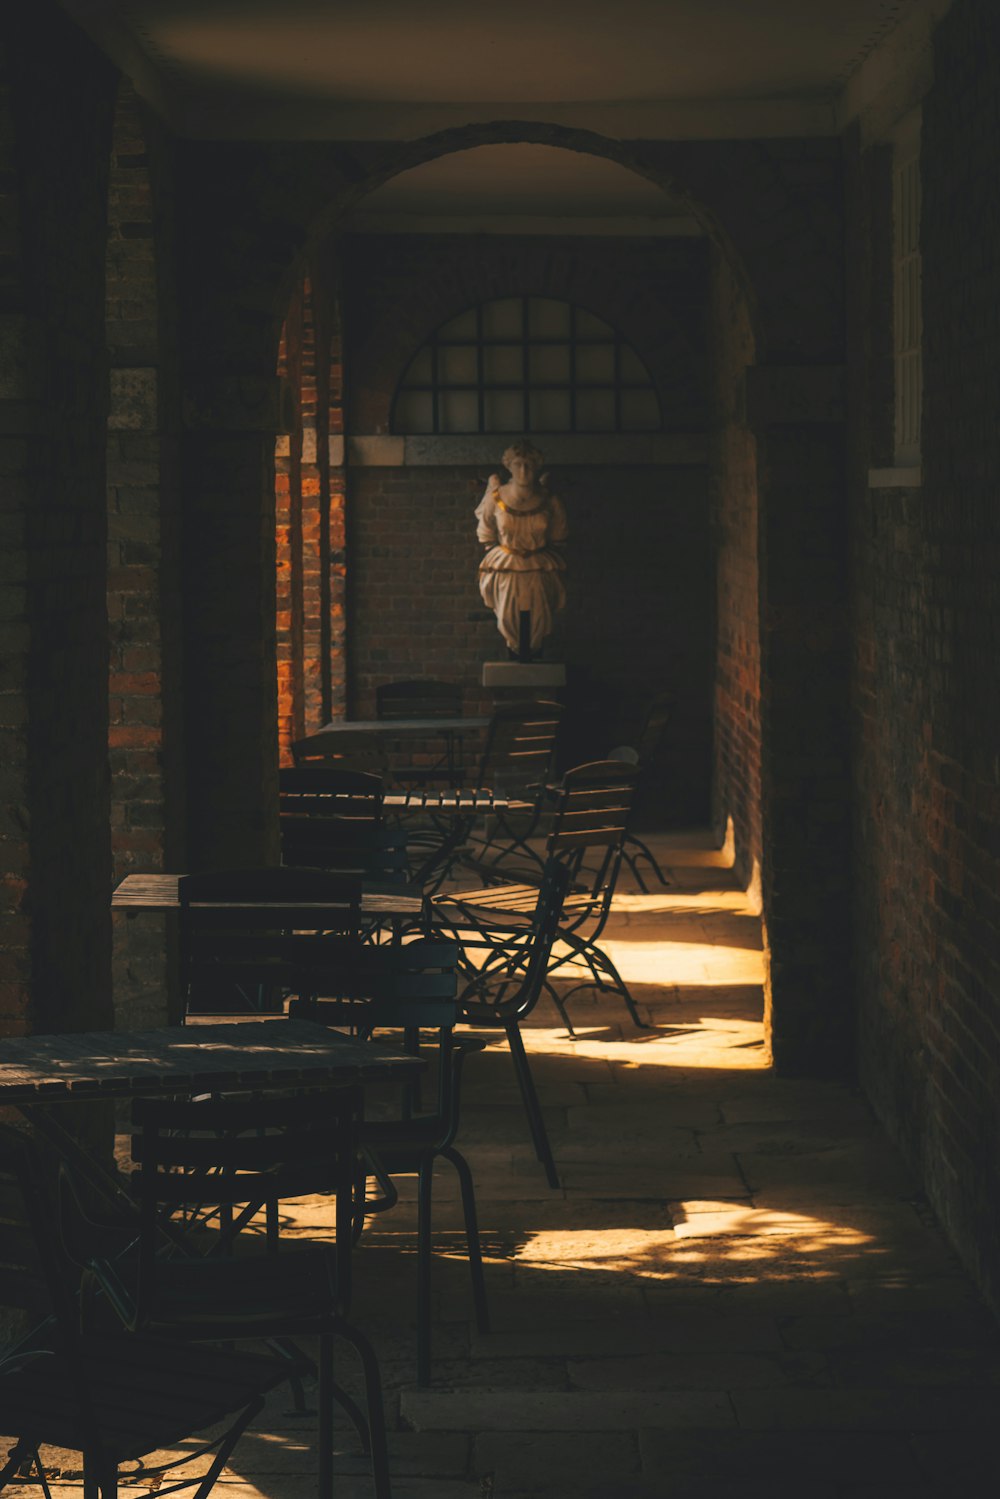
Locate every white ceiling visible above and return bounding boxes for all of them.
[61,0,932,138]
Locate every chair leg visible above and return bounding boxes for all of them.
[506,1021,560,1189]
[440,1144,490,1334]
[543,978,576,1036]
[416,1157,434,1386]
[585,941,650,1031]
[336,1323,392,1499]
[318,1331,335,1499]
[627,834,670,889]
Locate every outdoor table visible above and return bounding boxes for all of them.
[112,871,425,920]
[295,714,491,787]
[0,1016,422,1217]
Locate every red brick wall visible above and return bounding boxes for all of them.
[709,243,761,886]
[849,0,1000,1310]
[276,274,347,764]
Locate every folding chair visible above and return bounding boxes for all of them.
[375,679,466,788]
[0,1124,294,1499]
[178,866,363,1014]
[449,698,563,881]
[433,760,648,1035]
[86,1089,393,1499]
[289,937,489,1386]
[437,858,571,1188]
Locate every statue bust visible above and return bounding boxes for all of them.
[474,441,568,658]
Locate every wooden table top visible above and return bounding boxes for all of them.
[307,716,489,736]
[281,787,507,812]
[0,1017,421,1104]
[112,872,424,917]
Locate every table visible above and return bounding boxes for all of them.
[0,1016,422,1216]
[306,716,489,737]
[113,871,425,920]
[295,715,491,787]
[0,1017,420,1104]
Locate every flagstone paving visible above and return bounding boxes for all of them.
[10,831,1000,1497]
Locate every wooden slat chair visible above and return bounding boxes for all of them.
[448,698,563,881]
[435,858,571,1188]
[289,938,489,1387]
[432,760,648,1034]
[86,1089,393,1499]
[0,1125,294,1499]
[179,867,363,1015]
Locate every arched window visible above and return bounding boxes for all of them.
[392,296,660,435]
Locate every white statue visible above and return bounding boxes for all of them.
[475,441,568,657]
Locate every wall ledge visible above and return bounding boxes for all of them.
[325,432,707,467]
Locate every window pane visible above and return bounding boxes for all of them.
[484,390,525,432]
[438,309,477,339]
[483,345,523,383]
[438,345,478,385]
[618,345,650,383]
[576,344,615,384]
[401,347,433,386]
[394,390,434,433]
[529,389,571,431]
[528,298,570,337]
[576,308,612,338]
[575,388,615,431]
[438,389,479,433]
[529,345,571,383]
[482,298,523,338]
[621,388,661,430]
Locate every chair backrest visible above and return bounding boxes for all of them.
[288,938,461,1141]
[129,1089,359,1324]
[376,679,463,720]
[279,766,384,824]
[179,866,363,1014]
[546,759,637,860]
[280,816,410,883]
[477,699,562,794]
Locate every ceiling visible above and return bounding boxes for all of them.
[61,0,933,139]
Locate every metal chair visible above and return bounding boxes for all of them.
[450,698,563,881]
[435,858,571,1188]
[289,937,489,1387]
[89,1089,393,1499]
[178,866,363,1014]
[0,1124,294,1499]
[433,760,648,1035]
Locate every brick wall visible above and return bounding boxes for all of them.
[1,8,117,1036]
[106,82,182,1029]
[709,241,761,887]
[850,0,1000,1311]
[276,273,347,763]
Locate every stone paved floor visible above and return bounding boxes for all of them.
[10,831,1000,1497]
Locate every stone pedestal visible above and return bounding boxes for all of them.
[482,661,567,689]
